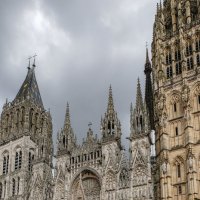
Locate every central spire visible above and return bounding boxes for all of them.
[64,102,71,128]
[107,85,115,114]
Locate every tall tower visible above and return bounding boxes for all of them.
[101,86,123,199]
[0,60,53,200]
[129,76,153,199]
[152,0,200,199]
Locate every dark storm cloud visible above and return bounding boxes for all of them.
[0,0,157,148]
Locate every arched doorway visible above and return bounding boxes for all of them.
[71,170,101,200]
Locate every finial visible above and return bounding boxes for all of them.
[146,45,150,64]
[107,85,114,113]
[136,78,143,108]
[88,122,92,129]
[32,54,37,67]
[64,102,71,126]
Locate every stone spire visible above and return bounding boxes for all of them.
[130,78,149,137]
[107,85,115,114]
[64,102,71,128]
[13,60,43,108]
[144,48,155,130]
[101,86,122,145]
[136,78,143,110]
[57,103,76,155]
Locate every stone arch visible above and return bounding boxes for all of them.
[169,91,183,118]
[172,156,185,183]
[70,168,101,200]
[191,82,200,112]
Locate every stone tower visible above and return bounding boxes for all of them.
[129,52,153,199]
[152,0,200,199]
[0,60,53,200]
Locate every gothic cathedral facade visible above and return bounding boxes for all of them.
[0,54,153,200]
[0,0,200,199]
[152,0,200,199]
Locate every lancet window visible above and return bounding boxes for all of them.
[15,149,22,170]
[3,152,9,175]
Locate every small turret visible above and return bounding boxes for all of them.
[130,79,149,138]
[57,103,76,156]
[101,86,122,145]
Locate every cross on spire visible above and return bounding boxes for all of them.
[32,54,37,67]
[27,56,32,69]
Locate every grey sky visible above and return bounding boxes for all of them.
[0,0,157,149]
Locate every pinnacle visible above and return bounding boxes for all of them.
[146,47,150,64]
[64,102,71,127]
[107,85,115,114]
[136,78,143,109]
[144,48,152,73]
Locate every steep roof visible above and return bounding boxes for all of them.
[13,64,43,108]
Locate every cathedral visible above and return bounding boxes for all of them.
[0,0,200,199]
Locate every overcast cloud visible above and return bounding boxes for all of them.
[0,0,157,149]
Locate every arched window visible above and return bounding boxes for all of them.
[196,39,200,52]
[28,151,34,172]
[12,178,15,196]
[140,115,143,129]
[63,135,65,147]
[175,127,179,136]
[19,151,22,169]
[3,153,9,175]
[108,121,111,131]
[3,156,6,174]
[197,54,200,66]
[15,149,22,170]
[21,107,25,127]
[177,164,181,178]
[17,177,20,194]
[174,103,177,112]
[0,182,2,198]
[166,66,173,79]
[15,152,19,170]
[186,43,193,56]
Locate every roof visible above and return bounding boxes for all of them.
[13,65,43,108]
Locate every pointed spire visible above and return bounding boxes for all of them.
[146,47,150,64]
[144,48,152,74]
[64,102,71,127]
[107,85,115,114]
[130,102,133,113]
[144,48,155,130]
[136,78,143,109]
[13,61,43,108]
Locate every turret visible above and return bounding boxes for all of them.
[130,79,149,138]
[101,86,122,146]
[57,103,76,156]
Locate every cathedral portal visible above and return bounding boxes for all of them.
[71,170,101,200]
